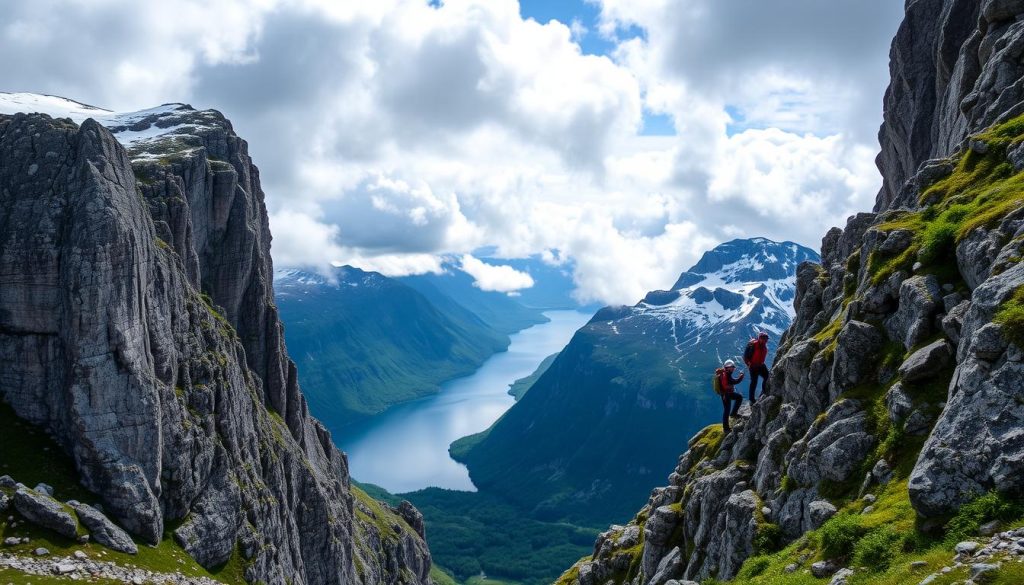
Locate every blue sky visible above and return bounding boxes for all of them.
[518,0,674,136]
[0,0,905,304]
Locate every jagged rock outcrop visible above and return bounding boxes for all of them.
[0,105,433,584]
[557,2,1024,583]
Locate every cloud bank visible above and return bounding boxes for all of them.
[0,0,904,304]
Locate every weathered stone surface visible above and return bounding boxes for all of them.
[886,275,943,350]
[507,5,1024,580]
[886,383,914,424]
[811,559,839,578]
[13,489,77,539]
[832,321,884,392]
[71,502,138,554]
[0,111,431,584]
[899,340,955,383]
[910,262,1024,518]
[942,300,971,345]
[829,567,855,585]
[809,500,838,529]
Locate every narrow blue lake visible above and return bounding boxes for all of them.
[333,310,590,493]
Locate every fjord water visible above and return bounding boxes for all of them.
[334,310,591,493]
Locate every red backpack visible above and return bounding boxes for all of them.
[712,368,726,396]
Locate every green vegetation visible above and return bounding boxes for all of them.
[869,115,1024,286]
[819,513,868,559]
[507,352,559,400]
[0,568,124,584]
[276,270,515,428]
[0,402,94,503]
[430,566,462,585]
[375,485,598,585]
[994,285,1024,348]
[944,491,1024,545]
[456,322,723,527]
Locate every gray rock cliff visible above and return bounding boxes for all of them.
[558,1,1024,583]
[0,107,433,584]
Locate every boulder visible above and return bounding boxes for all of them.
[71,502,138,554]
[957,228,1002,290]
[885,383,914,423]
[395,501,426,540]
[830,568,855,585]
[13,488,77,539]
[811,559,839,578]
[898,340,954,383]
[809,500,837,529]
[971,323,1009,361]
[886,275,942,350]
[832,321,885,391]
[642,505,682,580]
[648,546,683,585]
[955,541,981,554]
[941,300,970,345]
[872,459,894,485]
[969,563,999,581]
[904,409,936,436]
[878,229,915,256]
[0,475,16,488]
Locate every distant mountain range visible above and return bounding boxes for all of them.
[451,238,820,525]
[274,265,548,430]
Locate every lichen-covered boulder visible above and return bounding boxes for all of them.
[70,501,138,554]
[13,488,77,539]
[886,275,943,350]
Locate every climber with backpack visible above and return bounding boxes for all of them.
[713,360,745,434]
[743,331,771,403]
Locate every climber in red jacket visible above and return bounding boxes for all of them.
[744,332,771,403]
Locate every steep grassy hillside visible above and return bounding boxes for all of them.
[276,267,511,428]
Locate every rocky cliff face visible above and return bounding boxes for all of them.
[0,100,433,584]
[558,2,1024,583]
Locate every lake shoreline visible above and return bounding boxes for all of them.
[334,310,591,493]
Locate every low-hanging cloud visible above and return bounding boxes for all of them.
[459,255,535,293]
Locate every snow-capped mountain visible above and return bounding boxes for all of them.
[0,93,218,156]
[452,238,819,526]
[601,238,819,363]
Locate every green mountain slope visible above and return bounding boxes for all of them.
[400,268,549,334]
[275,267,511,429]
[455,239,818,526]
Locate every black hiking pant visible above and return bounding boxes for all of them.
[722,391,742,432]
[748,363,770,402]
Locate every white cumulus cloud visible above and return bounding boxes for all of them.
[459,255,535,293]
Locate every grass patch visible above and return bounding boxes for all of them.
[852,525,905,571]
[944,491,1024,545]
[819,513,867,559]
[0,402,94,502]
[993,285,1024,348]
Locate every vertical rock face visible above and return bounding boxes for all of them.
[0,108,432,584]
[877,0,1024,210]
[559,2,1024,583]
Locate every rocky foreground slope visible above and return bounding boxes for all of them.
[557,1,1024,583]
[0,96,433,584]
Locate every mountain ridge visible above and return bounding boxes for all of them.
[454,237,817,526]
[274,264,514,429]
[557,2,1024,583]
